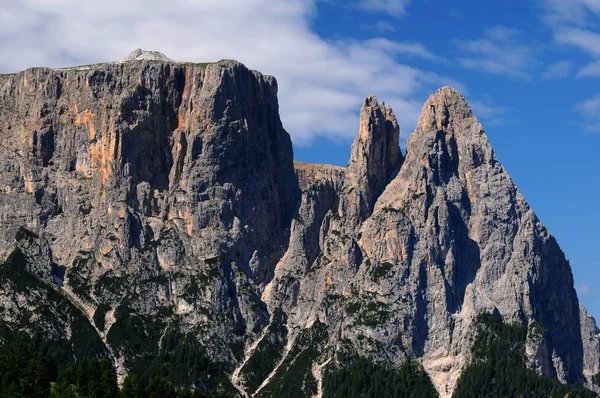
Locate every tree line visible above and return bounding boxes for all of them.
[0,342,233,398]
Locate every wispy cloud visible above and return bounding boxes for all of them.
[577,283,600,295]
[0,0,459,146]
[358,0,411,18]
[453,26,540,79]
[579,60,600,77]
[555,27,600,57]
[541,60,572,79]
[536,0,592,26]
[447,8,464,18]
[574,95,600,132]
[364,38,443,61]
[469,98,510,127]
[537,0,600,135]
[375,21,396,32]
[537,0,600,77]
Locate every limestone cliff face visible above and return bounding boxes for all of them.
[368,87,586,391]
[262,87,600,397]
[581,305,600,393]
[0,55,598,397]
[340,95,402,229]
[0,56,299,384]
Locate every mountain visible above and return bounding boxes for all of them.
[0,50,598,397]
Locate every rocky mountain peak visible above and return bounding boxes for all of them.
[121,48,174,62]
[340,95,403,225]
[416,86,473,133]
[356,94,400,155]
[0,52,599,398]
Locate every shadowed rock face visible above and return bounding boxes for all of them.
[0,56,598,397]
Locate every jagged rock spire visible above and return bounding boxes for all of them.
[340,95,403,226]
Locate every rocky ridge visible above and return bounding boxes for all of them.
[0,53,598,397]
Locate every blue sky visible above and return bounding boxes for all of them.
[1,0,599,319]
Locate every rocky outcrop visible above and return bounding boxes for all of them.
[0,55,598,397]
[340,95,402,229]
[294,161,344,192]
[121,49,174,63]
[261,87,598,397]
[581,305,600,393]
[367,87,585,390]
[0,55,299,386]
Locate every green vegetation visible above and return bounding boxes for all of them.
[107,309,233,394]
[323,357,437,398]
[346,301,362,315]
[0,343,56,398]
[76,174,95,181]
[125,82,139,93]
[183,275,201,299]
[120,373,146,398]
[148,331,233,391]
[94,270,125,297]
[15,226,39,242]
[256,322,328,398]
[345,300,390,327]
[67,251,94,300]
[0,343,117,398]
[357,301,390,327]
[106,305,163,374]
[0,249,107,365]
[205,256,220,266]
[593,372,600,386]
[239,309,287,394]
[93,303,111,332]
[54,358,118,397]
[371,262,393,282]
[453,313,596,397]
[0,341,232,397]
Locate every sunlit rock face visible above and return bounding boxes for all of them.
[0,54,598,397]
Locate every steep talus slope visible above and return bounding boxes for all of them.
[0,55,598,397]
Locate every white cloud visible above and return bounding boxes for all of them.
[574,95,600,132]
[577,283,599,295]
[0,0,459,145]
[453,26,539,79]
[537,1,600,77]
[364,38,442,61]
[537,0,592,25]
[375,21,396,32]
[469,100,507,119]
[469,98,509,127]
[578,60,600,76]
[358,0,411,18]
[541,60,572,79]
[574,95,600,112]
[555,27,600,57]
